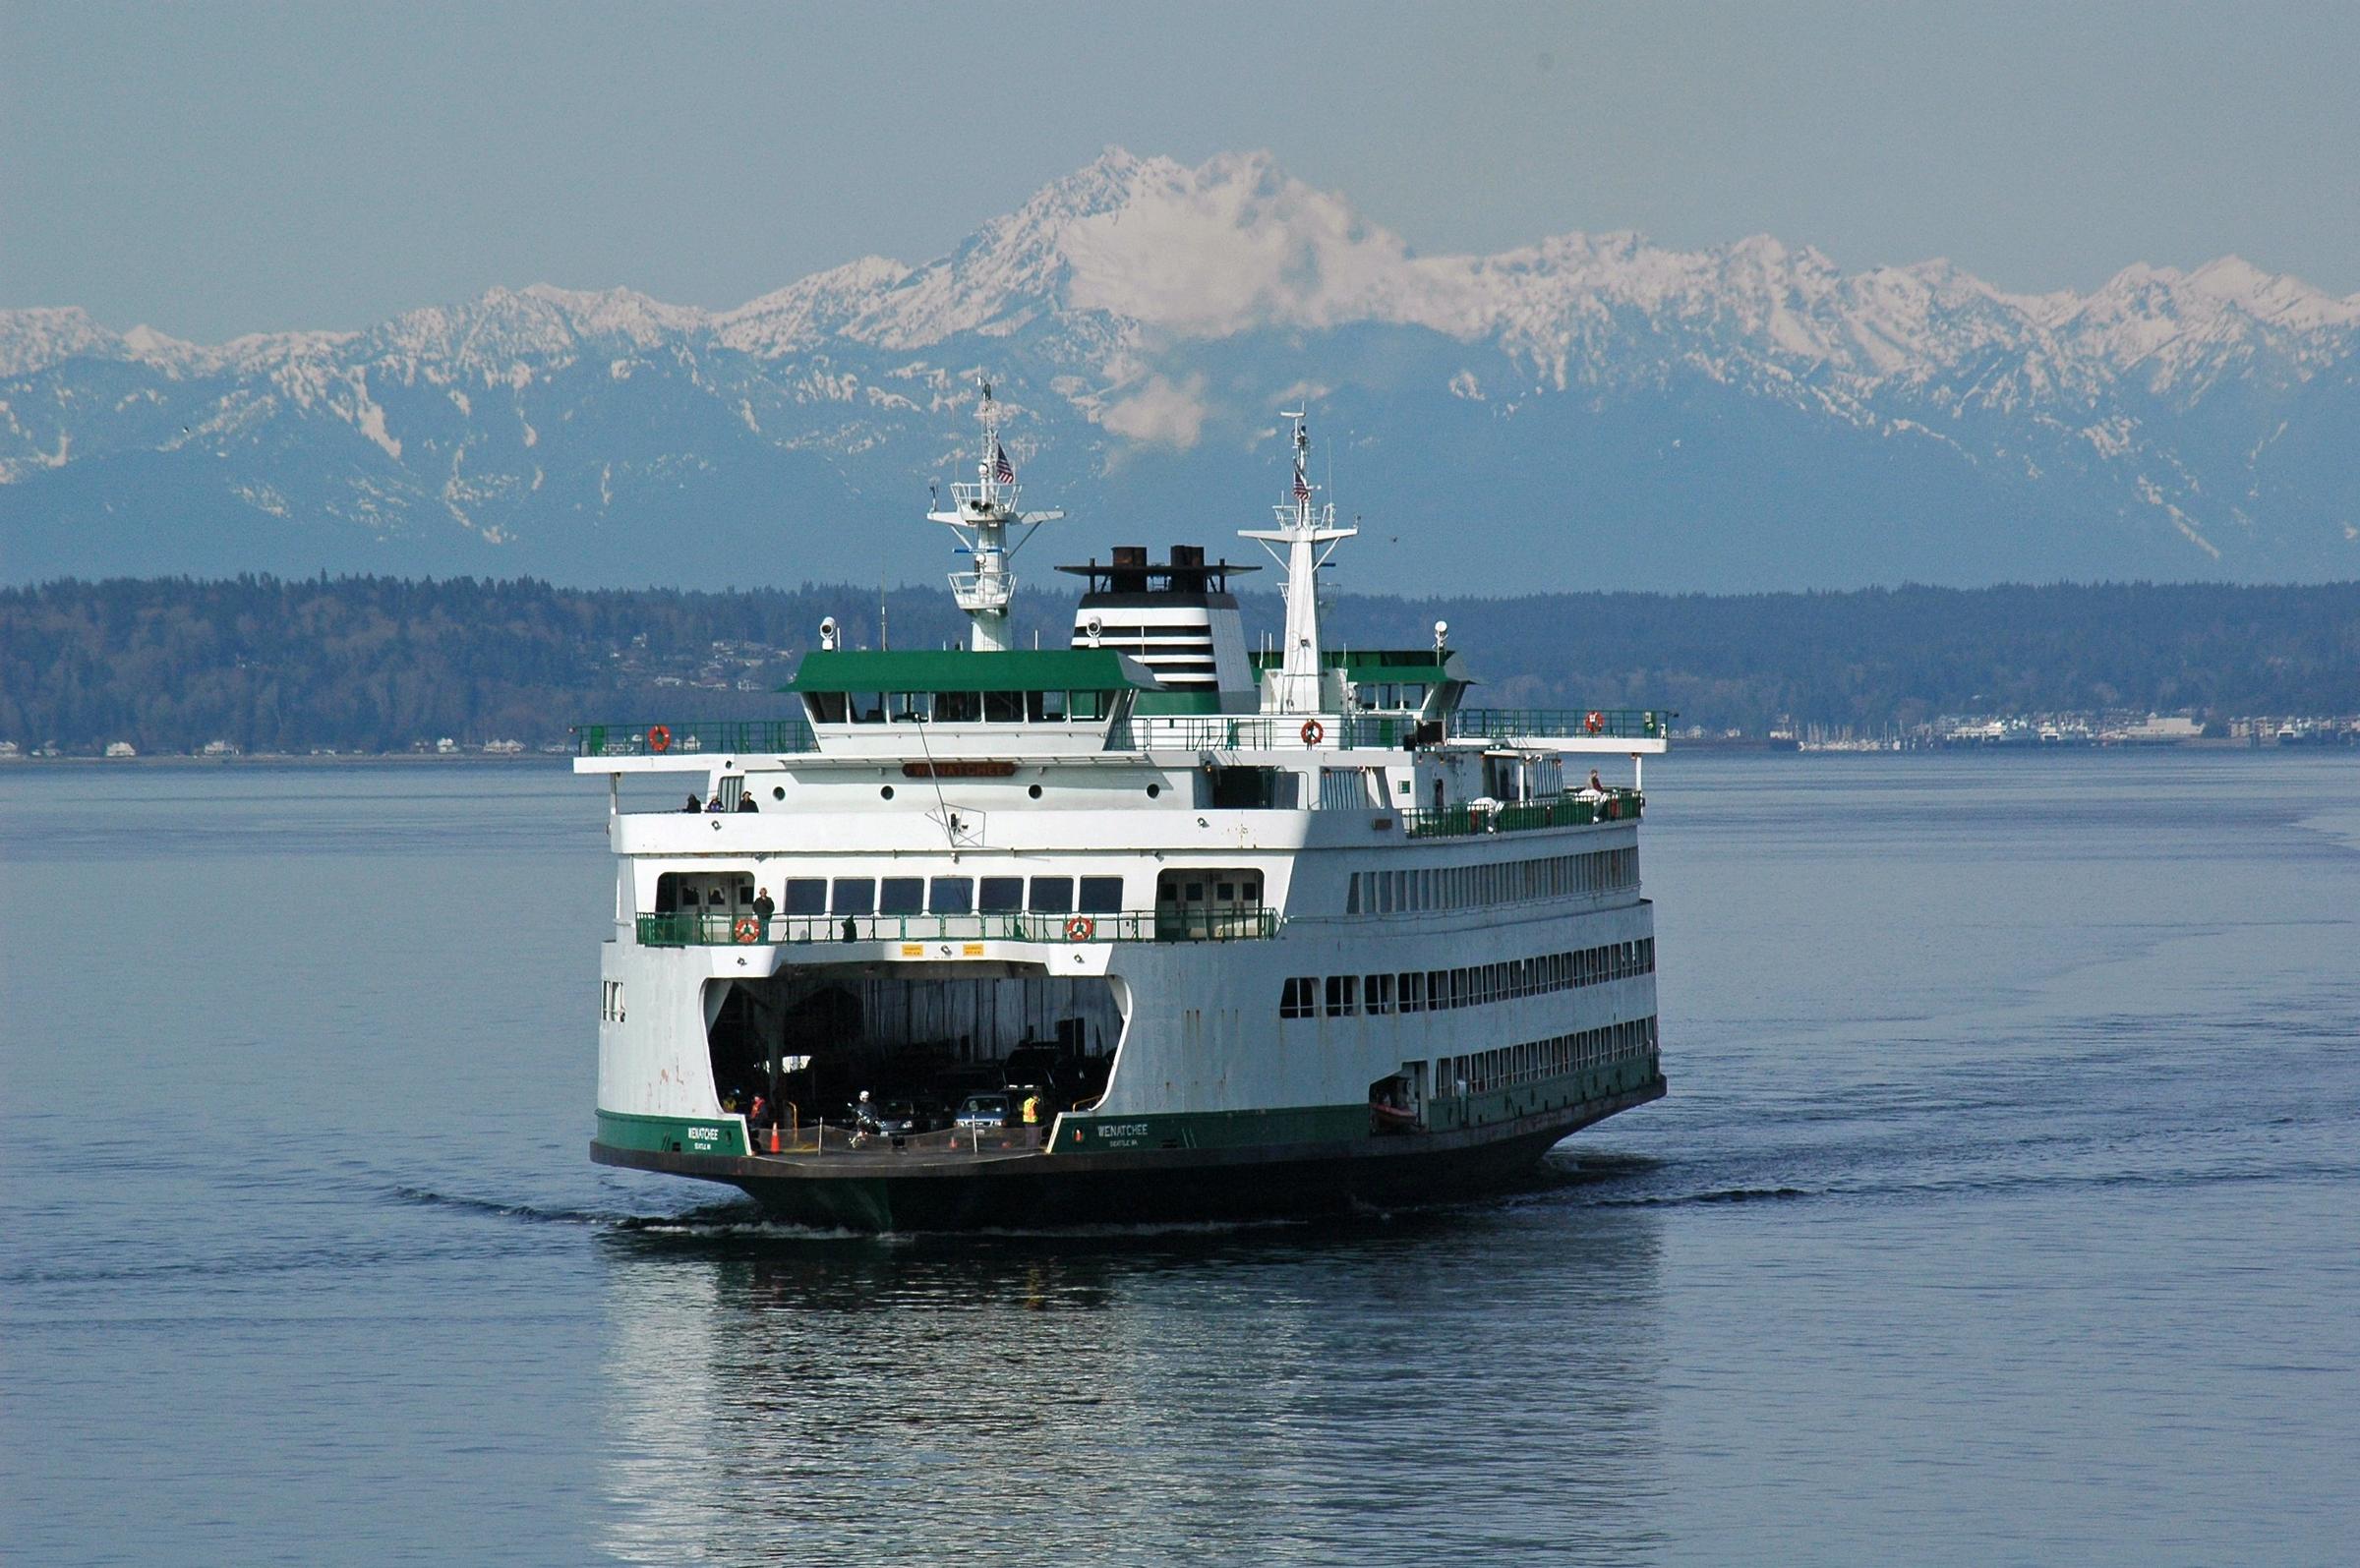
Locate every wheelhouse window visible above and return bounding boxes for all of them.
[1027,689,1067,722]
[889,692,931,723]
[978,877,1024,913]
[879,877,923,915]
[983,690,1025,723]
[1077,876,1123,913]
[1028,877,1074,914]
[849,691,886,724]
[928,876,974,914]
[831,878,875,916]
[934,690,980,723]
[803,692,848,724]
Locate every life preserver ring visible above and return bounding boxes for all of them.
[1583,711,1605,734]
[1064,915,1095,942]
[647,724,672,753]
[733,914,762,944]
[1300,719,1325,746]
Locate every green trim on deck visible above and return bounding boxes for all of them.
[786,649,1156,694]
[1054,1103,1370,1152]
[597,1109,749,1157]
[1249,647,1472,684]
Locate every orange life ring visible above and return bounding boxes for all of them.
[648,724,672,753]
[1583,711,1605,734]
[733,914,762,944]
[1300,719,1325,746]
[1064,914,1096,942]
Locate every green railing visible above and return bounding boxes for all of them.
[636,906,1280,947]
[1112,714,1420,751]
[1401,788,1643,839]
[573,719,816,758]
[1452,708,1673,742]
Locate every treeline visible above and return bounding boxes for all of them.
[4,573,2358,754]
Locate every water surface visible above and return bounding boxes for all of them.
[3,753,2354,1564]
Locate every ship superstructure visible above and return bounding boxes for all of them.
[573,391,1671,1229]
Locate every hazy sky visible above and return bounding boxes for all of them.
[6,1,2356,341]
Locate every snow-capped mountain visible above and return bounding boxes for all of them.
[5,148,2356,591]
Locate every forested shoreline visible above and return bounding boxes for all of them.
[4,573,2358,755]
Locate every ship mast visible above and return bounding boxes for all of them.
[926,381,1062,652]
[1239,410,1356,714]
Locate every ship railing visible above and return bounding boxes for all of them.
[1111,714,1421,752]
[571,719,816,758]
[1451,708,1672,743]
[1400,788,1644,839]
[743,1120,1051,1157]
[635,906,1280,948]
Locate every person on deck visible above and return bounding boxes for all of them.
[1587,769,1605,794]
[681,792,701,812]
[706,792,725,812]
[752,886,775,936]
[736,792,759,812]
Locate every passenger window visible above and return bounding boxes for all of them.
[1325,975,1358,1016]
[929,877,974,914]
[1078,876,1123,913]
[879,877,923,915]
[1028,877,1074,914]
[978,877,1024,912]
[831,878,875,916]
[785,879,826,915]
[1215,882,1236,901]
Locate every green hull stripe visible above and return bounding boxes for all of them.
[1057,1058,1659,1151]
[597,1109,749,1157]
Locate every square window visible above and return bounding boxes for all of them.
[1215,882,1236,901]
[978,876,1024,913]
[785,879,826,915]
[1028,877,1074,914]
[879,877,923,915]
[929,877,974,914]
[831,878,874,916]
[1078,876,1123,913]
[1325,975,1358,1016]
[984,689,1025,723]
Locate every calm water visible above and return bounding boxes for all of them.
[3,753,2355,1565]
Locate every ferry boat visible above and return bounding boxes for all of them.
[574,389,1671,1230]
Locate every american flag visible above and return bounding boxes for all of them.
[993,443,1016,485]
[1292,466,1311,502]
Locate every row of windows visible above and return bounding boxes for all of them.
[1346,847,1637,916]
[1278,938,1657,1018]
[805,690,1124,725]
[1438,1016,1658,1096]
[657,872,1125,917]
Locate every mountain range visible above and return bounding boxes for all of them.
[5,148,2356,593]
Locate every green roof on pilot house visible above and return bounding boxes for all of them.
[784,648,1159,694]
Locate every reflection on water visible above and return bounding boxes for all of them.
[596,1199,1667,1566]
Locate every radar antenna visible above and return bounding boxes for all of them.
[1239,409,1356,715]
[925,379,1063,652]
